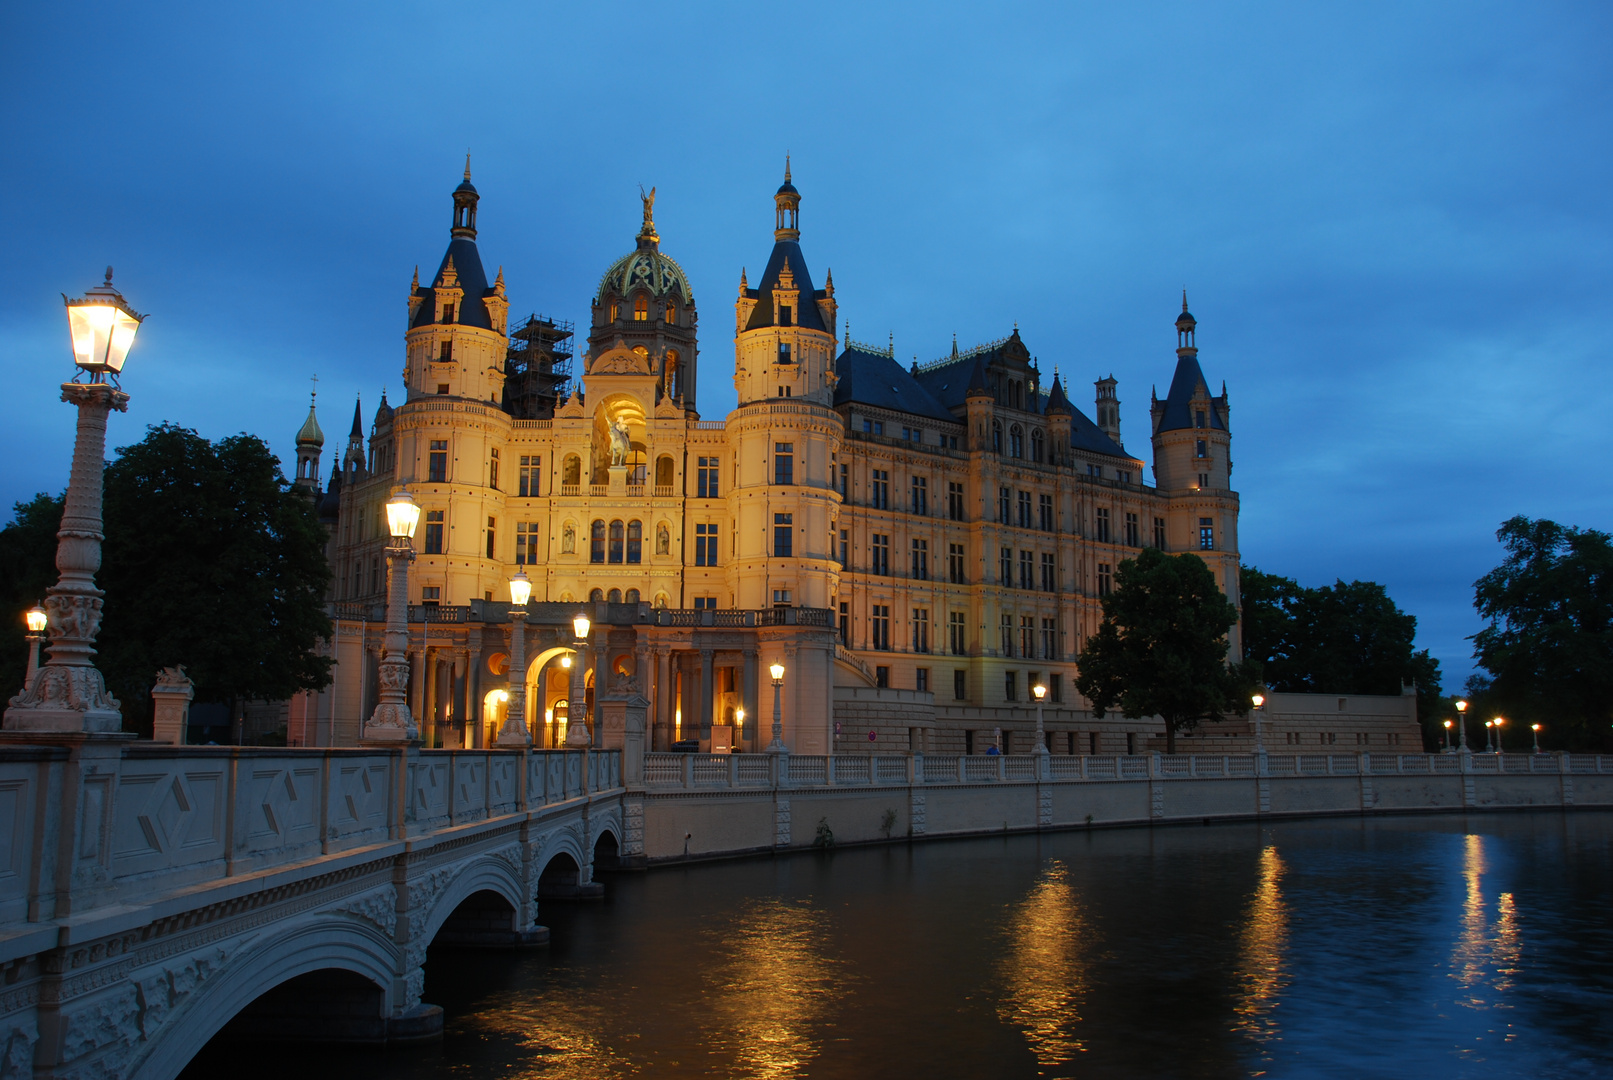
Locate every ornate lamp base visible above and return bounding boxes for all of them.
[5,665,122,733]
[363,657,418,743]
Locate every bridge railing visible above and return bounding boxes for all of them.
[638,750,1611,791]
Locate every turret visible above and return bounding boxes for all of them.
[293,388,324,492]
[1094,374,1121,446]
[342,397,366,482]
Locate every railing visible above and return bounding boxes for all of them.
[626,484,645,498]
[835,645,876,685]
[409,604,470,623]
[590,484,610,497]
[653,485,677,498]
[560,484,580,496]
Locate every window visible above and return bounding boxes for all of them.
[992,421,1003,453]
[1031,430,1044,463]
[949,610,966,655]
[421,586,441,607]
[1117,470,1132,484]
[876,665,890,687]
[1039,493,1053,531]
[948,543,965,584]
[948,481,965,521]
[871,470,889,509]
[665,301,676,323]
[1195,410,1206,429]
[1154,516,1167,550]
[590,519,605,563]
[439,340,452,362]
[1009,425,1024,458]
[1050,673,1063,702]
[1000,546,1013,584]
[911,475,928,515]
[839,463,849,495]
[773,589,792,608]
[1200,517,1215,550]
[424,510,445,554]
[779,305,792,326]
[910,538,928,580]
[774,513,794,557]
[774,443,794,485]
[871,534,890,575]
[1041,618,1057,660]
[518,455,539,497]
[488,448,500,490]
[948,435,959,449]
[485,516,496,559]
[693,596,717,610]
[1005,671,1017,702]
[1017,490,1032,528]
[953,670,967,700]
[1001,613,1014,656]
[1021,616,1035,659]
[916,668,929,693]
[1087,463,1102,478]
[695,523,718,566]
[839,601,850,645]
[442,303,455,324]
[633,295,648,321]
[562,454,581,487]
[1098,563,1112,596]
[370,558,380,595]
[516,522,538,565]
[838,529,848,566]
[1199,473,1210,488]
[627,519,642,564]
[777,383,792,396]
[1041,552,1056,592]
[871,605,891,650]
[1019,550,1034,590]
[436,383,449,395]
[1196,440,1209,459]
[1096,507,1111,543]
[697,456,720,499]
[862,419,884,436]
[428,440,448,483]
[609,519,625,564]
[1125,512,1140,547]
[999,486,1011,524]
[912,608,930,653]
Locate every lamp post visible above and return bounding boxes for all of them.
[5,270,142,733]
[22,606,46,688]
[1531,723,1541,754]
[1483,720,1493,753]
[495,570,532,747]
[1032,683,1049,754]
[735,707,745,752]
[1455,699,1469,752]
[364,487,421,742]
[1492,716,1505,754]
[1442,719,1453,751]
[766,661,787,753]
[565,612,593,747]
[1251,693,1267,754]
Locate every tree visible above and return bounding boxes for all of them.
[0,425,334,734]
[0,493,66,701]
[1075,547,1255,754]
[1472,516,1613,750]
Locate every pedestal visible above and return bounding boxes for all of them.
[608,464,628,494]
[150,666,195,745]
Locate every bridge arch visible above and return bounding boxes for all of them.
[416,855,528,949]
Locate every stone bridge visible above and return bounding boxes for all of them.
[0,738,630,1079]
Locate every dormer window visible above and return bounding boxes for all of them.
[779,305,792,326]
[1195,410,1206,428]
[443,303,455,324]
[778,342,791,364]
[634,295,649,321]
[439,340,452,361]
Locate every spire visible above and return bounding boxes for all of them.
[1044,370,1072,416]
[951,334,959,359]
[349,396,364,439]
[295,386,324,447]
[774,158,801,241]
[784,153,791,185]
[738,267,748,296]
[464,151,472,181]
[492,266,505,295]
[451,163,479,239]
[824,267,834,296]
[411,265,419,290]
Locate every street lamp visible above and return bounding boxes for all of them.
[1531,723,1541,754]
[1483,720,1494,752]
[1492,716,1505,754]
[1455,699,1469,752]
[1032,683,1049,755]
[1251,693,1267,755]
[5,270,142,733]
[735,707,745,751]
[22,605,46,687]
[565,612,593,747]
[1442,719,1453,751]
[766,661,787,753]
[364,487,421,742]
[495,570,532,746]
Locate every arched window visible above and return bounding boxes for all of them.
[608,301,619,322]
[626,520,643,564]
[633,295,649,321]
[563,454,581,487]
[590,588,604,602]
[992,421,1003,453]
[1009,425,1024,459]
[655,455,675,488]
[625,588,641,604]
[1031,430,1045,463]
[665,301,675,323]
[608,588,622,604]
[590,520,605,563]
[606,522,625,567]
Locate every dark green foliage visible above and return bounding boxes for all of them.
[1472,516,1613,750]
[1075,547,1256,754]
[0,494,66,702]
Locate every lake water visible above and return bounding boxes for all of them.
[189,811,1613,1079]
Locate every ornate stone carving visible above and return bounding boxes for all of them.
[153,665,192,691]
[332,885,398,937]
[7,663,120,715]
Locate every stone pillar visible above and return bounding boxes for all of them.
[653,646,672,750]
[150,666,194,745]
[743,648,759,753]
[699,648,715,749]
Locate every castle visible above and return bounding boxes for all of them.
[290,161,1258,754]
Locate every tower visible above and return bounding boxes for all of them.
[1094,374,1121,446]
[342,397,365,482]
[293,389,324,492]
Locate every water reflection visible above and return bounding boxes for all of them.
[1451,833,1524,1014]
[998,860,1090,1069]
[1231,844,1288,1042]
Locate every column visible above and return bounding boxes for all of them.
[742,648,759,753]
[699,647,715,749]
[654,646,672,751]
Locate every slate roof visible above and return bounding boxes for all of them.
[743,241,828,332]
[833,346,956,423]
[410,236,493,330]
[1155,353,1225,433]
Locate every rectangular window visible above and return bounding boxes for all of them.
[421,585,441,607]
[876,665,890,687]
[774,443,794,485]
[609,520,624,563]
[1041,617,1057,660]
[516,522,539,565]
[1098,563,1112,596]
[1154,516,1167,550]
[999,486,1011,524]
[916,667,929,693]
[838,529,848,566]
[1001,613,1014,657]
[1051,673,1063,702]
[839,463,849,495]
[953,669,967,700]
[1118,470,1132,484]
[778,343,792,365]
[871,605,891,651]
[1019,550,1034,590]
[949,610,966,655]
[1088,463,1102,478]
[839,601,850,646]
[779,305,792,326]
[1039,493,1053,531]
[518,454,540,497]
[1021,616,1035,660]
[689,456,716,499]
[911,475,928,515]
[1199,472,1210,488]
[948,435,959,450]
[424,510,445,554]
[695,522,718,566]
[693,596,717,610]
[1005,671,1017,702]
[1000,546,1013,585]
[774,513,794,557]
[871,534,890,575]
[948,481,965,521]
[439,340,452,361]
[1125,512,1139,547]
[1040,552,1056,592]
[428,440,448,483]
[442,303,455,324]
[370,558,380,595]
[485,516,496,559]
[949,542,965,584]
[910,538,928,580]
[1195,409,1206,429]
[773,589,792,608]
[862,419,885,436]
[1200,517,1215,550]
[591,520,605,564]
[1017,490,1032,528]
[871,469,889,509]
[912,608,930,653]
[1196,439,1208,459]
[488,448,500,491]
[1096,507,1111,543]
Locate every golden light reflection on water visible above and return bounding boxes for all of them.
[997,860,1090,1068]
[1231,844,1289,1042]
[1451,833,1523,1015]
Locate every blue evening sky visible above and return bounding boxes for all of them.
[2,4,1609,689]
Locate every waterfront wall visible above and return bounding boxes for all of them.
[638,751,1613,861]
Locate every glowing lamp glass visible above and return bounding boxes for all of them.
[385,488,421,538]
[1033,684,1047,700]
[1251,694,1265,708]
[1494,717,1505,727]
[25,606,46,634]
[769,662,785,681]
[573,614,591,639]
[508,570,532,606]
[1443,720,1452,729]
[561,655,572,669]
[65,281,142,375]
[1455,699,1467,713]
[1531,723,1541,731]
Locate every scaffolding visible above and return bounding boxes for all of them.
[504,314,574,419]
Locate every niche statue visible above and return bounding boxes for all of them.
[609,418,632,467]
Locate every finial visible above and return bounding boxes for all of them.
[104,266,114,285]
[889,331,894,356]
[1182,288,1189,312]
[310,374,319,406]
[411,265,419,289]
[784,153,791,183]
[464,151,472,180]
[844,324,850,348]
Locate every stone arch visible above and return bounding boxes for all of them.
[134,916,402,1080]
[416,855,527,950]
